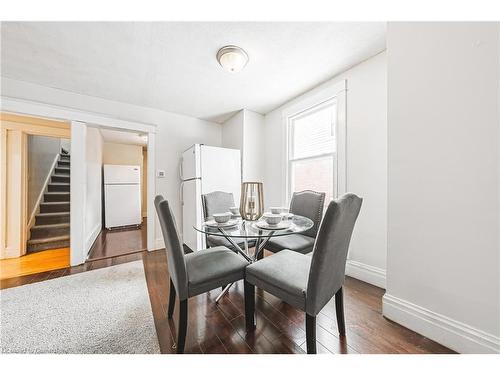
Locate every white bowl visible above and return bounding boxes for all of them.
[213,212,232,223]
[229,207,240,215]
[269,207,282,214]
[262,213,282,225]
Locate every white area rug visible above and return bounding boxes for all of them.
[0,260,160,353]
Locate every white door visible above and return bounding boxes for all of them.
[181,178,203,251]
[200,146,241,205]
[104,184,142,228]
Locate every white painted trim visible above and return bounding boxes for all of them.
[335,86,347,197]
[154,237,165,251]
[346,259,386,289]
[1,96,156,134]
[70,122,87,266]
[85,222,101,257]
[146,132,156,251]
[281,79,347,206]
[383,293,500,353]
[281,80,347,119]
[26,153,59,234]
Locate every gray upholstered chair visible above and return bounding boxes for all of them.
[264,190,326,255]
[201,191,255,250]
[244,193,363,354]
[154,195,250,353]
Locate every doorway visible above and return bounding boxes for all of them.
[0,113,71,279]
[86,127,149,261]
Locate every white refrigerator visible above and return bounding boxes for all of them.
[104,164,142,229]
[180,144,241,251]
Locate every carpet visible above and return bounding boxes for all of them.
[0,260,160,354]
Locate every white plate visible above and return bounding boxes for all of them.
[204,219,238,228]
[253,220,291,230]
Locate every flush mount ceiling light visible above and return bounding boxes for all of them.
[216,45,249,73]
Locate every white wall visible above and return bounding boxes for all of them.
[1,78,222,248]
[221,110,244,151]
[221,109,265,183]
[384,22,500,353]
[242,110,265,182]
[85,127,103,253]
[263,52,388,287]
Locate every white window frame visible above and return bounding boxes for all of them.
[281,79,347,207]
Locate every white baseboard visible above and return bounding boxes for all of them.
[383,293,500,353]
[85,222,102,255]
[346,259,386,289]
[153,238,164,251]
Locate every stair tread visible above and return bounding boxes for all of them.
[50,182,70,185]
[28,235,70,244]
[41,201,70,205]
[36,212,70,217]
[32,223,70,229]
[52,174,70,177]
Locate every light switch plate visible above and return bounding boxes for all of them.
[156,170,166,178]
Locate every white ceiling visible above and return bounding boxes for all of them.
[1,22,386,123]
[100,128,148,147]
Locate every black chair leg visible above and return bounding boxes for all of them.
[335,287,346,336]
[168,278,176,319]
[305,314,317,354]
[177,299,188,354]
[244,280,256,331]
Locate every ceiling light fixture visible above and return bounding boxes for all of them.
[216,45,249,73]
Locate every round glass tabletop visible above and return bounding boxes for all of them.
[193,214,313,239]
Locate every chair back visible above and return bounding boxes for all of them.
[290,190,326,238]
[306,193,362,316]
[154,195,189,300]
[201,191,235,219]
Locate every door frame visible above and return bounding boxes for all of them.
[0,97,157,266]
[0,113,71,259]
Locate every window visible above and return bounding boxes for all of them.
[287,99,337,206]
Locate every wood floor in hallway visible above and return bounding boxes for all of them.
[87,222,147,261]
[0,249,455,354]
[0,247,70,280]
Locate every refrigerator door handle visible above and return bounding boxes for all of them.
[179,158,184,181]
[180,181,184,206]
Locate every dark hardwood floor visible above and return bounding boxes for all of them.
[0,249,455,354]
[87,221,147,261]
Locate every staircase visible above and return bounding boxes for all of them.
[27,150,71,253]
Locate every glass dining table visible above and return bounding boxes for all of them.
[193,213,314,302]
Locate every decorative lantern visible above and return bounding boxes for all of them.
[239,182,264,221]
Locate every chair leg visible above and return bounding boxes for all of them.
[244,280,256,331]
[305,314,317,354]
[335,287,346,336]
[168,278,176,319]
[177,299,188,354]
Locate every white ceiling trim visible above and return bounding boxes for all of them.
[0,96,157,133]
